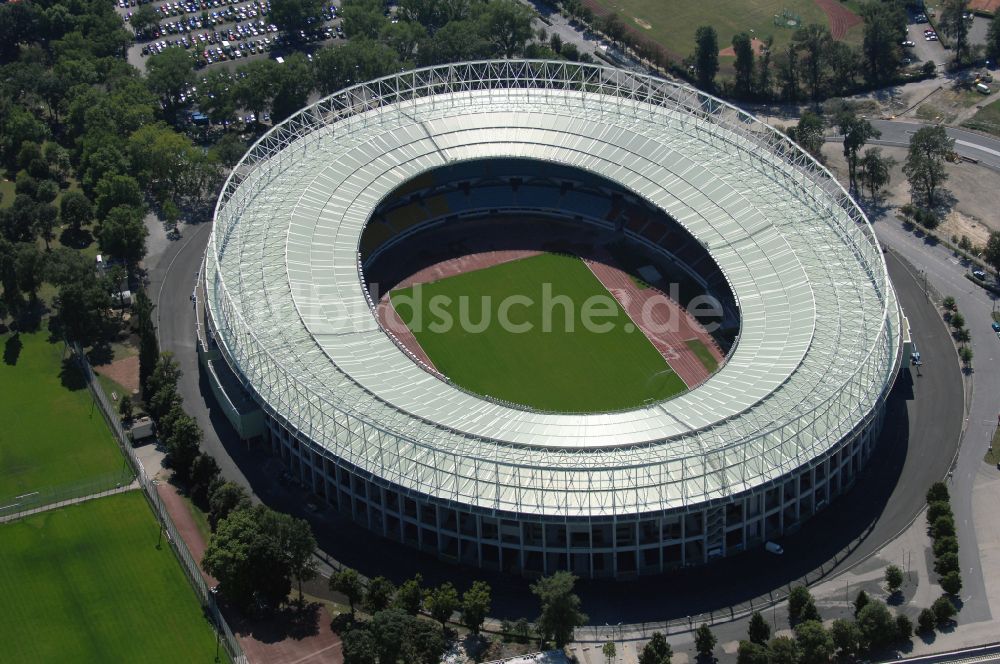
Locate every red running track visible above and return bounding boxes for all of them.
[583,258,724,388]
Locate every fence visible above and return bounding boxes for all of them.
[0,469,135,524]
[74,344,248,664]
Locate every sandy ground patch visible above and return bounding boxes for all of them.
[719,37,767,58]
[94,355,140,394]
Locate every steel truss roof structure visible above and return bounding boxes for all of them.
[204,60,903,518]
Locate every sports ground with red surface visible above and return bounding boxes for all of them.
[377,248,724,412]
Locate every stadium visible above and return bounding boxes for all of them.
[199,60,905,578]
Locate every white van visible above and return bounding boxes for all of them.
[765,541,784,555]
[977,82,991,95]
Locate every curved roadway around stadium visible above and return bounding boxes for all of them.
[205,63,900,519]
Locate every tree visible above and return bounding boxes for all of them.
[988,11,1000,64]
[960,345,974,370]
[270,53,314,124]
[203,505,294,612]
[788,585,814,625]
[342,625,378,664]
[932,595,957,624]
[145,48,194,112]
[639,632,673,664]
[917,607,937,634]
[794,620,834,664]
[778,43,801,102]
[853,589,870,618]
[942,295,957,311]
[313,38,401,95]
[130,4,160,34]
[208,481,252,527]
[60,190,93,233]
[830,619,861,658]
[693,26,719,92]
[732,32,755,99]
[941,571,963,596]
[395,573,424,615]
[839,110,880,193]
[756,36,775,99]
[480,0,534,58]
[748,611,771,645]
[939,0,971,64]
[55,280,110,345]
[381,19,427,61]
[603,641,617,664]
[896,613,913,641]
[934,552,960,576]
[857,600,897,650]
[330,568,365,615]
[364,576,396,614]
[788,111,824,160]
[424,582,459,628]
[956,328,971,345]
[986,232,1000,274]
[134,289,158,398]
[340,0,388,39]
[766,636,799,664]
[94,174,144,220]
[269,0,324,39]
[233,59,279,125]
[119,394,134,421]
[793,24,832,101]
[695,623,717,658]
[934,535,959,558]
[885,564,904,594]
[861,148,894,203]
[34,203,58,251]
[927,482,950,504]
[950,312,965,330]
[165,413,201,481]
[98,205,148,272]
[860,2,905,86]
[280,513,318,602]
[532,571,587,648]
[933,514,957,539]
[189,453,221,506]
[460,581,491,634]
[904,126,954,207]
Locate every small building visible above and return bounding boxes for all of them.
[130,417,155,444]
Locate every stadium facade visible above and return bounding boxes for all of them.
[199,61,905,578]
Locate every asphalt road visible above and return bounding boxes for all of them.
[867,120,1000,171]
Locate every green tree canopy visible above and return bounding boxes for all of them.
[639,632,673,664]
[693,25,719,91]
[460,580,491,634]
[904,125,954,207]
[531,571,587,648]
[425,582,459,628]
[329,568,365,614]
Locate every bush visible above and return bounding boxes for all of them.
[917,608,937,633]
[941,571,963,596]
[788,585,814,624]
[932,596,957,624]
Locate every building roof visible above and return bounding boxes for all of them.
[205,61,902,517]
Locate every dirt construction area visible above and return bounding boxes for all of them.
[821,142,1000,247]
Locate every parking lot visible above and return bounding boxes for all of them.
[117,0,344,71]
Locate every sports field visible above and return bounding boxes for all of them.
[588,0,863,62]
[0,491,222,662]
[390,253,686,412]
[0,332,124,499]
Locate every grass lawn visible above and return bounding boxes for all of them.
[589,0,862,63]
[0,332,124,499]
[685,338,719,373]
[391,253,685,412]
[964,98,1000,136]
[0,491,222,663]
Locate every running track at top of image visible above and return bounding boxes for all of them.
[814,0,862,40]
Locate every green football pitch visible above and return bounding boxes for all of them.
[390,253,686,412]
[0,491,222,663]
[0,332,124,499]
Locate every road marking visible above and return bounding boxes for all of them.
[955,138,1000,158]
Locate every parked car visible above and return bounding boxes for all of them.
[974,269,987,280]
